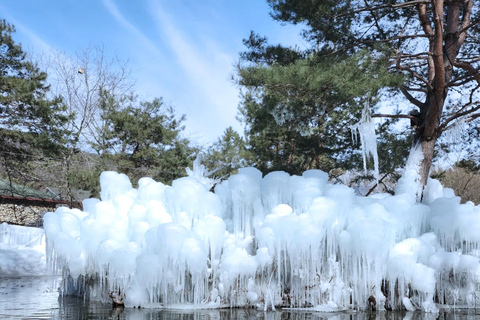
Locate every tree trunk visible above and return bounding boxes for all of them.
[414,91,443,200]
[417,136,437,193]
[411,0,454,200]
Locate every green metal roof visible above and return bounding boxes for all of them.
[0,178,56,200]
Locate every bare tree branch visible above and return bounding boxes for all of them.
[397,64,433,90]
[440,102,480,132]
[393,0,432,8]
[457,0,474,49]
[372,113,416,120]
[454,60,480,85]
[400,86,424,108]
[418,3,434,37]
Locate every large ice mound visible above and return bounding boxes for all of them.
[43,167,480,312]
[0,223,47,275]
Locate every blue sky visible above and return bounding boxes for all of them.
[1,0,305,145]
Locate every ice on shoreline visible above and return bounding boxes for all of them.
[0,223,47,276]
[36,166,480,312]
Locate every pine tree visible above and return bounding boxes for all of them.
[0,19,69,193]
[237,32,405,176]
[204,127,253,179]
[93,90,196,185]
[264,0,480,198]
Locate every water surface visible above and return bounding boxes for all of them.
[1,277,478,320]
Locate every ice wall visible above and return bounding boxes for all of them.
[0,223,47,275]
[43,168,480,312]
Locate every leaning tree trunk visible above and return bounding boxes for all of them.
[414,90,445,200]
[416,134,437,194]
[413,0,454,200]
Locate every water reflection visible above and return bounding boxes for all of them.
[2,277,480,320]
[0,276,60,319]
[53,300,480,320]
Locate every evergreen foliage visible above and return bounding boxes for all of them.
[0,20,69,152]
[237,32,405,175]
[93,90,196,186]
[0,20,198,200]
[204,127,253,179]
[263,0,480,195]
[0,19,70,194]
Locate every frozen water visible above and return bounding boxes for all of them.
[0,223,47,276]
[396,144,424,201]
[40,162,480,312]
[351,105,379,180]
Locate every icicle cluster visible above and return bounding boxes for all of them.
[351,105,379,181]
[0,223,46,275]
[43,165,480,312]
[1,222,44,246]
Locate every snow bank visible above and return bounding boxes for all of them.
[0,223,47,276]
[42,168,480,312]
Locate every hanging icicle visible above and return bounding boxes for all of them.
[351,102,380,181]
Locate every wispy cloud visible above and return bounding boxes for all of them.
[101,0,161,55]
[99,0,174,107]
[0,0,302,145]
[0,8,53,55]
[16,25,53,54]
[146,1,242,143]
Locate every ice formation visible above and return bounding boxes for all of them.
[351,105,379,180]
[42,163,480,312]
[0,223,47,275]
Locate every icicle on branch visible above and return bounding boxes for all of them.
[351,103,380,182]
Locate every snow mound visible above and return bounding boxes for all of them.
[0,223,47,276]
